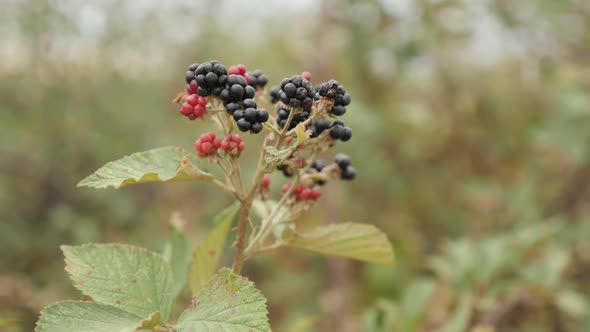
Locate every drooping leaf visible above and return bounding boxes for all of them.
[189,203,240,296]
[78,146,213,189]
[283,223,394,266]
[177,268,270,332]
[35,301,148,332]
[163,213,192,298]
[61,244,175,320]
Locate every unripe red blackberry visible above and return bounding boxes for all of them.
[261,175,271,189]
[301,71,312,81]
[180,94,208,120]
[277,75,315,109]
[193,60,228,97]
[194,132,222,158]
[309,187,322,200]
[220,133,246,155]
[248,70,269,89]
[315,80,351,116]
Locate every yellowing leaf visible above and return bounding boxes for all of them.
[189,203,240,296]
[78,146,213,189]
[283,223,394,266]
[294,123,311,145]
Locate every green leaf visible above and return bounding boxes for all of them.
[163,213,192,298]
[62,244,175,320]
[78,146,213,189]
[177,268,270,332]
[439,295,472,332]
[189,203,240,296]
[264,141,297,164]
[283,223,394,266]
[36,301,148,332]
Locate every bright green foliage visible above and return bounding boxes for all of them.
[35,301,147,332]
[62,244,175,320]
[189,203,240,296]
[283,223,394,266]
[163,217,192,298]
[77,146,213,189]
[177,268,271,332]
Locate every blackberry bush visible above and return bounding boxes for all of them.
[37,60,394,332]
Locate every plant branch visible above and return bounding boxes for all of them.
[231,136,271,273]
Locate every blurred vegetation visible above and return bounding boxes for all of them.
[2,0,590,331]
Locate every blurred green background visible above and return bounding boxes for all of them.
[2,0,590,331]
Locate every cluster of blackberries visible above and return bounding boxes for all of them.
[276,107,310,130]
[310,119,352,141]
[186,61,228,97]
[219,74,256,104]
[248,70,269,89]
[335,153,356,180]
[282,182,322,201]
[315,80,351,116]
[226,99,269,134]
[276,75,315,109]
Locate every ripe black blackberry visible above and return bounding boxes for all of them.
[220,74,256,104]
[334,153,356,180]
[248,70,269,89]
[277,164,293,177]
[329,120,352,142]
[311,160,326,185]
[269,86,280,104]
[315,80,351,116]
[193,60,228,97]
[276,107,310,130]
[277,75,315,109]
[231,99,269,134]
[311,160,325,172]
[310,119,331,138]
[185,63,199,84]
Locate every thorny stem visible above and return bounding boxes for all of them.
[231,105,306,273]
[244,146,321,257]
[231,136,272,273]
